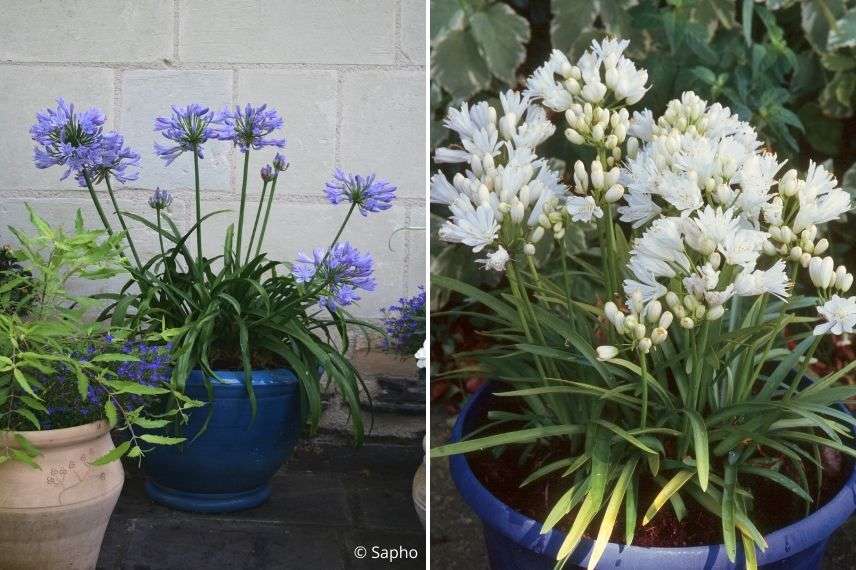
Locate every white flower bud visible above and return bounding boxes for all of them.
[665,291,680,309]
[624,314,639,331]
[523,243,536,256]
[800,252,812,268]
[634,323,646,340]
[637,338,652,354]
[715,183,733,205]
[646,301,662,324]
[582,81,607,103]
[659,311,673,329]
[683,295,697,311]
[470,154,483,176]
[780,226,794,244]
[709,252,722,270]
[694,305,706,319]
[596,345,619,361]
[613,123,626,143]
[789,246,803,261]
[674,305,687,319]
[780,169,799,197]
[802,225,818,243]
[809,256,835,289]
[591,123,605,142]
[565,128,585,145]
[510,199,525,223]
[564,77,581,95]
[680,317,695,329]
[590,161,604,190]
[839,274,854,293]
[814,238,829,255]
[531,225,545,243]
[650,327,668,345]
[707,304,725,321]
[604,184,624,203]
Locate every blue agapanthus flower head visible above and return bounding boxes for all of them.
[74,131,140,186]
[293,241,375,311]
[148,187,173,210]
[214,103,285,152]
[31,98,107,180]
[154,103,219,166]
[324,169,396,216]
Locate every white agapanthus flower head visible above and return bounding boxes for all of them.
[477,245,510,272]
[438,196,499,253]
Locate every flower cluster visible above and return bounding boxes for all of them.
[154,104,219,166]
[381,287,426,356]
[31,98,139,185]
[292,241,376,311]
[432,91,563,269]
[324,169,397,216]
[214,103,285,152]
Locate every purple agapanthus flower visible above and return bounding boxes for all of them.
[324,169,396,216]
[154,104,219,166]
[74,132,140,186]
[293,241,375,311]
[30,98,107,180]
[148,187,173,210]
[214,103,285,152]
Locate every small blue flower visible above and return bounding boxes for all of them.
[214,103,285,152]
[293,241,375,311]
[154,104,219,166]
[148,187,173,210]
[324,169,396,216]
[381,287,426,355]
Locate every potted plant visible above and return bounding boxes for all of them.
[29,100,395,512]
[381,287,428,526]
[0,209,194,569]
[431,38,856,569]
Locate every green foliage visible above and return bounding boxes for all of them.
[0,207,195,467]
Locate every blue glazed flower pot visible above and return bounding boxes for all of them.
[142,368,300,513]
[450,383,856,569]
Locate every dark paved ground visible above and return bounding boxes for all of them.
[99,438,425,570]
[430,407,856,569]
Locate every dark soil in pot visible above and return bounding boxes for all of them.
[465,386,852,549]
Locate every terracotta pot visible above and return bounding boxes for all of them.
[0,421,124,570]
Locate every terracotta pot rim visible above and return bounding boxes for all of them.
[1,420,111,449]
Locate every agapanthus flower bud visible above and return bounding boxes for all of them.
[147,187,173,210]
[637,338,652,354]
[707,305,725,321]
[709,252,722,270]
[523,243,536,256]
[590,161,604,190]
[645,301,662,323]
[680,316,695,329]
[596,345,619,361]
[260,164,274,182]
[800,252,812,268]
[591,124,605,142]
[780,169,799,197]
[530,226,545,243]
[814,238,829,255]
[626,137,639,159]
[665,291,679,309]
[651,327,668,345]
[511,199,525,223]
[499,113,518,140]
[272,152,288,171]
[604,184,624,203]
[809,256,835,289]
[789,246,803,261]
[634,323,646,340]
[659,311,673,329]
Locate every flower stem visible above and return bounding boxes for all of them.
[81,170,114,235]
[245,180,269,263]
[323,203,357,262]
[255,175,279,257]
[103,176,143,270]
[192,148,203,264]
[235,150,250,262]
[156,210,166,258]
[640,351,649,428]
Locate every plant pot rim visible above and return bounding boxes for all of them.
[1,419,111,449]
[188,367,299,387]
[449,382,856,568]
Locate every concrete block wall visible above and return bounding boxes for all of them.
[0,0,427,320]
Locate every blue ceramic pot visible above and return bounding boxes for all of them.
[143,368,300,513]
[450,383,856,569]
